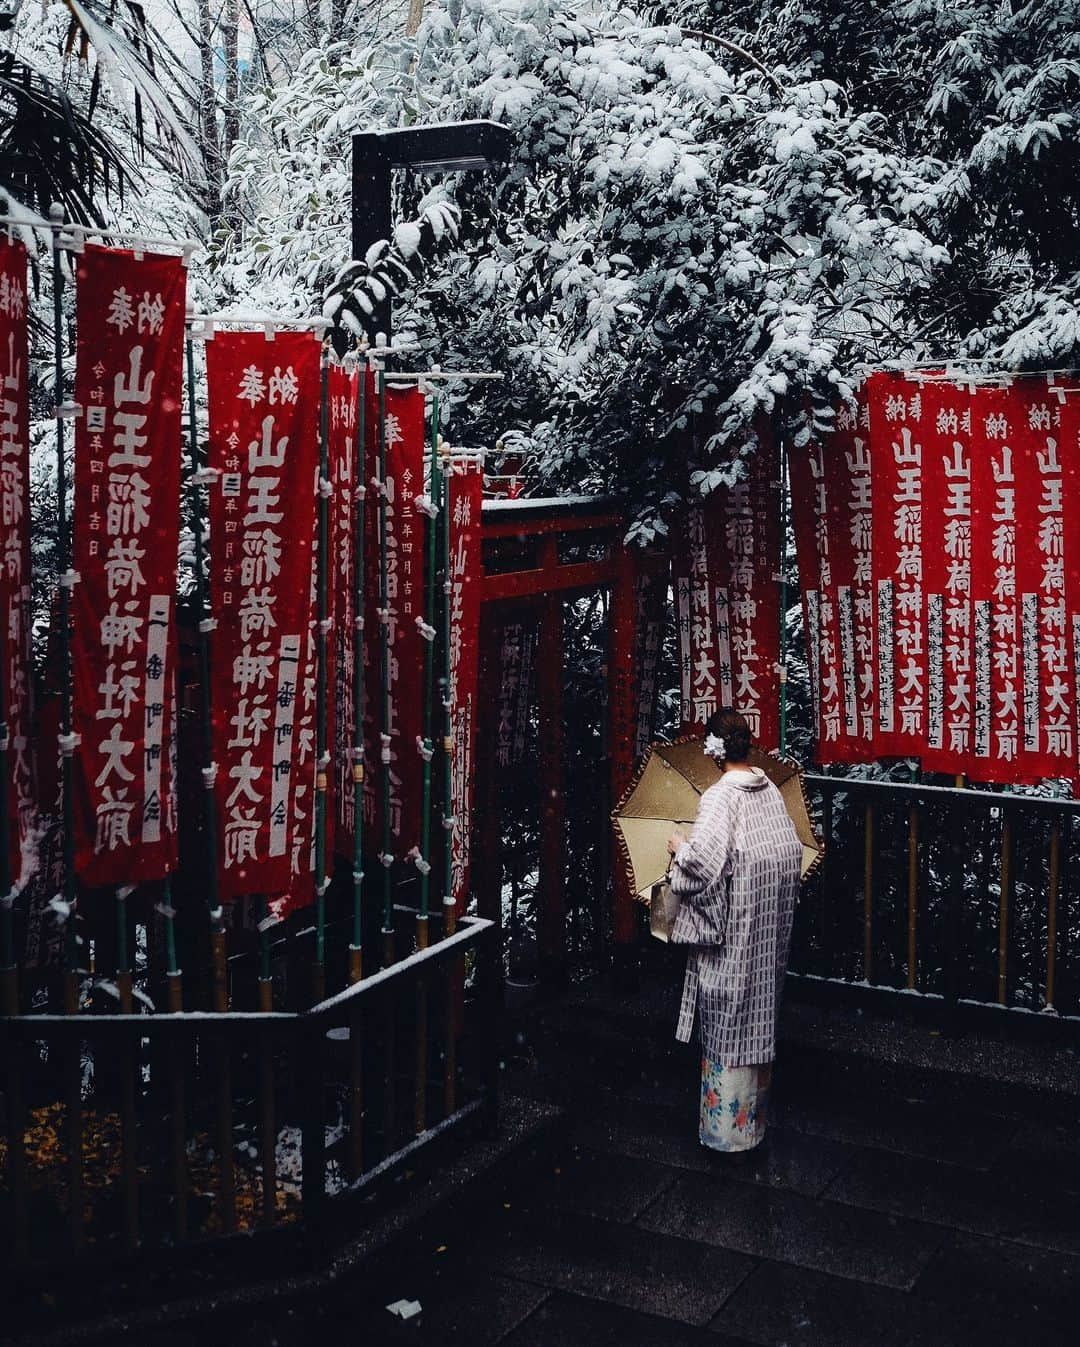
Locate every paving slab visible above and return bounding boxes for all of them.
[823,1146,1080,1256]
[991,1119,1080,1196]
[506,1290,758,1347]
[491,1143,681,1224]
[636,1170,947,1290]
[914,1232,1080,1346]
[711,1261,974,1347]
[475,1206,757,1327]
[769,1083,1018,1170]
[576,1101,856,1198]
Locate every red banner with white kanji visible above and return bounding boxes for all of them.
[1005,381,1075,783]
[798,372,1080,788]
[791,394,876,763]
[917,380,975,776]
[633,560,668,760]
[866,371,927,759]
[71,245,186,883]
[205,330,321,900]
[495,614,539,771]
[362,383,427,862]
[674,431,781,750]
[448,453,483,910]
[0,238,35,888]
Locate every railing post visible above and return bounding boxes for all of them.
[300,1017,326,1222]
[414,961,428,1137]
[169,1038,188,1245]
[63,979,84,1254]
[119,1026,139,1252]
[4,1025,28,1261]
[998,810,1013,1006]
[862,801,874,984]
[536,580,566,986]
[348,999,364,1179]
[1045,820,1061,1012]
[608,547,640,992]
[943,799,965,1023]
[906,803,919,991]
[214,1029,236,1235]
[481,922,502,1139]
[817,785,832,972]
[259,1023,277,1225]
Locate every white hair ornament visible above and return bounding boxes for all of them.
[704,732,727,761]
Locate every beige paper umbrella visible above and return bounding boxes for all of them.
[612,737,824,906]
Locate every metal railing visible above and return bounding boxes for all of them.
[0,911,497,1269]
[791,774,1080,1026]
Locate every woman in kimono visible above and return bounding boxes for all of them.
[666,708,802,1154]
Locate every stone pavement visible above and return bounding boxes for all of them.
[178,964,1080,1347]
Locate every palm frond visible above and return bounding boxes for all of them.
[0,50,135,224]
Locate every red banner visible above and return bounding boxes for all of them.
[866,372,927,759]
[362,383,427,860]
[633,559,668,759]
[1009,381,1075,782]
[790,430,845,756]
[917,380,975,776]
[675,432,781,749]
[495,614,538,770]
[798,373,1080,788]
[970,385,1021,779]
[0,239,34,888]
[674,502,730,731]
[792,394,876,764]
[71,245,186,883]
[448,454,484,910]
[205,330,321,900]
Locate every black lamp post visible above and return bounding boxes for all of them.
[351,120,514,341]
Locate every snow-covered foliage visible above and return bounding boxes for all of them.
[659,0,1080,371]
[9,1,1080,533]
[221,0,952,534]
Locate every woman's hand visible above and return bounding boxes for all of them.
[667,830,687,857]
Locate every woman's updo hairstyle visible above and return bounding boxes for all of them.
[705,707,752,764]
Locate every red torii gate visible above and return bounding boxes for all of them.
[473,496,667,988]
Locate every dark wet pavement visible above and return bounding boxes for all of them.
[124,966,1080,1347]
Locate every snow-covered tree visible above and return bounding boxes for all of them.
[223,0,950,534]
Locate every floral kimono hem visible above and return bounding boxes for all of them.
[699,1057,771,1152]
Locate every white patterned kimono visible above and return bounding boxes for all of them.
[669,768,801,1067]
[669,767,801,1151]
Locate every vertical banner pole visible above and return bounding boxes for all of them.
[439,443,457,1119]
[413,391,439,1135]
[778,424,789,756]
[349,368,368,984]
[313,352,330,1000]
[50,210,79,1008]
[185,337,225,1010]
[377,369,394,965]
[417,391,440,949]
[440,443,455,940]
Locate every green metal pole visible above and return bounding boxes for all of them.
[377,369,394,964]
[313,351,331,996]
[349,364,367,984]
[50,209,79,1001]
[778,425,789,757]
[417,391,441,938]
[185,337,225,1007]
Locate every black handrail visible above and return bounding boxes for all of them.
[807,771,1080,817]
